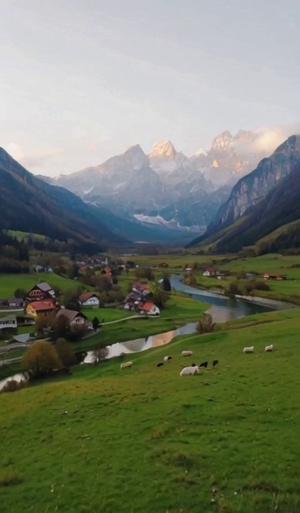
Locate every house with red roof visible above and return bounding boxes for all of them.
[78,292,100,308]
[202,268,215,277]
[138,301,160,316]
[26,300,57,318]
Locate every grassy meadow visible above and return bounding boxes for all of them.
[135,252,300,304]
[1,307,300,513]
[0,272,80,297]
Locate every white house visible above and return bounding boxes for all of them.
[78,292,100,308]
[203,268,215,277]
[0,316,17,330]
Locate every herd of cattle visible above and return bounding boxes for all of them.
[119,343,275,373]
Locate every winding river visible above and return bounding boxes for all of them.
[82,275,288,364]
[170,275,281,323]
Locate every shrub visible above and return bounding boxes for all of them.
[197,314,216,334]
[229,281,242,295]
[254,279,270,291]
[22,341,62,378]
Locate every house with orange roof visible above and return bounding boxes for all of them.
[26,300,57,319]
[78,292,100,308]
[138,301,160,316]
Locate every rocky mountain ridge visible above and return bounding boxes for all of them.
[188,135,300,253]
[206,135,300,234]
[49,129,272,234]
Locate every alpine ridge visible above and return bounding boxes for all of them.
[188,135,300,254]
[48,128,276,235]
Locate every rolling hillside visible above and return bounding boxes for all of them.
[0,308,300,513]
[0,148,128,252]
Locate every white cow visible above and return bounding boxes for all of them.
[120,361,133,369]
[164,356,172,362]
[181,351,193,357]
[180,366,199,376]
[243,346,254,354]
[265,344,274,352]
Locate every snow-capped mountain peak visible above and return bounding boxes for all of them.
[194,148,208,157]
[211,130,234,151]
[149,140,178,160]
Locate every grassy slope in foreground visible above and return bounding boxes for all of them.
[1,308,300,513]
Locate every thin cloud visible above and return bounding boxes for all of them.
[233,124,300,157]
[5,143,64,169]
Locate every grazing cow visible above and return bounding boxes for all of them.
[120,361,133,369]
[199,361,208,368]
[157,362,164,367]
[265,344,274,352]
[180,365,199,376]
[243,346,254,354]
[181,350,193,357]
[212,360,218,368]
[163,356,172,362]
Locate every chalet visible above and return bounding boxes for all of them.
[203,268,215,277]
[26,282,56,302]
[138,302,160,316]
[0,316,17,331]
[56,308,87,326]
[26,300,57,318]
[78,292,100,308]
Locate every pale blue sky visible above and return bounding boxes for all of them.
[0,0,299,175]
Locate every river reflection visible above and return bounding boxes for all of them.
[83,323,197,363]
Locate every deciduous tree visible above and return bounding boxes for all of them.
[22,341,62,378]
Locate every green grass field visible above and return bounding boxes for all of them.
[1,307,300,513]
[6,230,48,242]
[176,254,300,304]
[0,273,80,297]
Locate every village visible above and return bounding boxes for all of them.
[0,270,165,349]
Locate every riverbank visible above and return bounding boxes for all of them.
[235,293,296,308]
[1,306,300,513]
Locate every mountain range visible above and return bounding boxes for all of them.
[189,135,300,254]
[2,129,298,253]
[47,129,271,236]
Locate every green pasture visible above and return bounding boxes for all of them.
[1,307,300,513]
[6,230,47,242]
[222,254,300,277]
[0,273,81,297]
